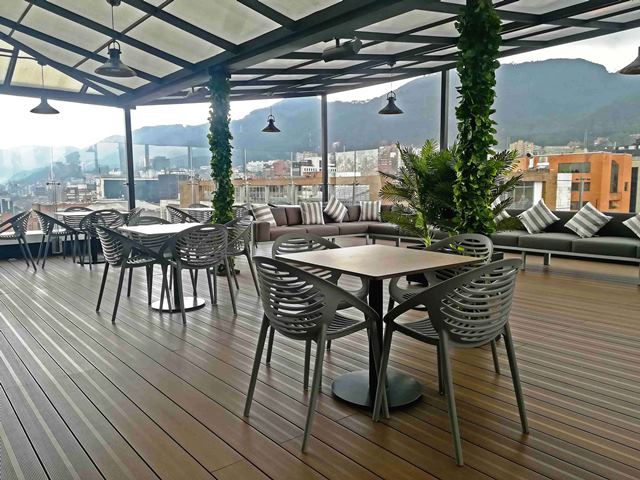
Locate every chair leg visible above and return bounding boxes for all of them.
[231,262,239,290]
[490,339,501,374]
[326,340,332,351]
[160,265,172,312]
[175,267,187,324]
[87,237,93,271]
[303,339,312,390]
[36,234,45,265]
[440,335,463,466]
[62,235,66,260]
[301,331,328,452]
[206,268,215,304]
[72,235,77,263]
[437,342,444,395]
[244,316,270,417]
[146,265,153,305]
[368,322,389,419]
[373,324,394,422]
[190,269,198,298]
[387,297,394,313]
[245,252,260,296]
[22,235,37,271]
[224,258,237,315]
[16,238,30,268]
[213,267,218,304]
[127,268,133,297]
[41,234,52,268]
[96,263,109,311]
[266,326,275,364]
[503,325,529,433]
[112,267,127,323]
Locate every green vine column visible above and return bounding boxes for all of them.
[453,0,501,234]
[208,66,234,224]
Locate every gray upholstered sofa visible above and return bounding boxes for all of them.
[492,209,640,277]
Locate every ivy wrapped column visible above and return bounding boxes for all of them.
[208,66,234,224]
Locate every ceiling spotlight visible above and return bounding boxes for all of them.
[619,46,640,75]
[31,63,59,115]
[322,37,362,62]
[95,0,136,77]
[262,107,280,133]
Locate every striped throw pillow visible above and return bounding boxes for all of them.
[300,202,324,225]
[252,204,276,227]
[359,201,381,221]
[517,200,559,234]
[623,212,640,238]
[565,202,611,238]
[491,197,510,223]
[324,196,347,223]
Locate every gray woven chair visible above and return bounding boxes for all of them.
[224,216,258,294]
[161,224,235,323]
[267,233,369,376]
[0,210,36,270]
[32,210,80,267]
[232,204,250,219]
[166,205,199,224]
[245,256,384,452]
[372,259,528,466]
[95,226,171,323]
[388,234,493,312]
[124,207,143,225]
[79,209,125,270]
[187,204,214,223]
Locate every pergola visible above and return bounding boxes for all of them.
[1,0,640,206]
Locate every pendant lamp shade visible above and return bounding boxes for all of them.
[31,98,60,115]
[619,46,640,75]
[95,41,136,77]
[378,90,403,115]
[31,63,59,115]
[262,113,281,133]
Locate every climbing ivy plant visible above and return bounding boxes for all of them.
[208,67,234,224]
[453,0,502,235]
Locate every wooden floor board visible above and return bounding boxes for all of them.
[0,239,638,480]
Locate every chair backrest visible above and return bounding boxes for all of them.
[232,204,250,219]
[225,216,253,255]
[64,206,92,212]
[168,224,227,269]
[424,259,521,347]
[272,232,341,283]
[126,216,171,250]
[125,207,143,225]
[166,205,199,224]
[0,210,31,236]
[80,209,125,237]
[95,226,129,266]
[425,233,493,284]
[253,256,340,341]
[33,210,71,235]
[188,203,203,208]
[128,215,170,226]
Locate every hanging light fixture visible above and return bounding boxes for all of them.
[262,106,281,133]
[378,62,403,115]
[31,63,59,115]
[619,46,640,75]
[95,0,136,78]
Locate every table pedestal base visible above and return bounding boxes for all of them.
[151,296,205,313]
[332,369,422,408]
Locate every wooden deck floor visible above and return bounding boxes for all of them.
[0,239,639,480]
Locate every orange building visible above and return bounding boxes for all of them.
[516,152,633,212]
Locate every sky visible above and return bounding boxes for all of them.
[0,26,639,150]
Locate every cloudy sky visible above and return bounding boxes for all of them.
[0,26,638,149]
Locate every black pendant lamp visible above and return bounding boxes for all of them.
[31,63,59,115]
[262,107,280,133]
[95,1,136,78]
[619,46,640,75]
[378,90,403,115]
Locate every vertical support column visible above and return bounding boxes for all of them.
[321,93,329,203]
[440,69,450,150]
[123,107,136,210]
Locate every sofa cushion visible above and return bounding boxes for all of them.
[284,206,302,225]
[345,205,360,222]
[338,222,369,235]
[518,232,578,252]
[491,230,529,247]
[270,207,287,226]
[366,222,399,236]
[304,224,340,237]
[572,236,640,259]
[269,226,306,241]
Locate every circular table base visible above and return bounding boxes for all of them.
[332,369,422,409]
[151,296,206,313]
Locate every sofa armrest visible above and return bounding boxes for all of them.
[254,221,271,242]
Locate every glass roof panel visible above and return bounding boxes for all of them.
[250,58,309,69]
[85,87,104,95]
[11,32,86,67]
[49,0,146,29]
[231,84,277,90]
[106,44,181,77]
[362,10,453,34]
[262,0,340,21]
[11,59,82,92]
[127,15,223,63]
[299,59,365,69]
[406,60,452,68]
[165,0,279,44]
[332,73,365,79]
[231,74,262,81]
[0,56,10,83]
[498,0,586,15]
[42,67,84,92]
[527,26,595,41]
[297,42,329,54]
[501,24,558,40]
[262,74,315,81]
[416,21,459,37]
[361,42,420,55]
[0,0,29,22]
[604,10,640,23]
[23,7,111,53]
[572,3,640,20]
